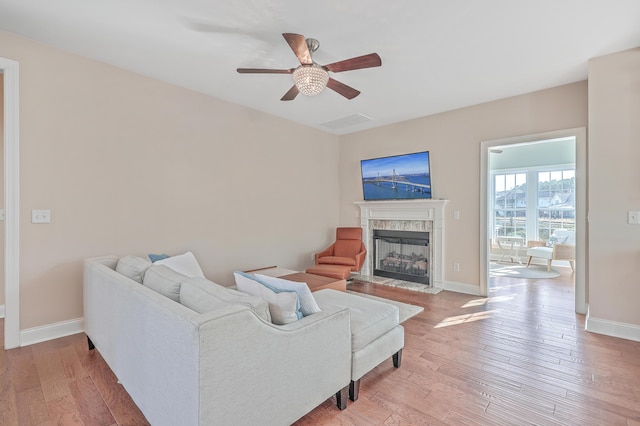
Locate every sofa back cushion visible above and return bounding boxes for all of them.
[116,256,152,283]
[143,265,190,302]
[180,277,271,322]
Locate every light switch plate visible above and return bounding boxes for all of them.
[628,211,640,225]
[32,209,51,224]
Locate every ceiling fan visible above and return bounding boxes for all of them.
[237,33,382,101]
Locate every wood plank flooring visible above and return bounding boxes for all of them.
[2,267,640,425]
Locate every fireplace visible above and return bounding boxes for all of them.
[355,199,448,289]
[373,230,430,284]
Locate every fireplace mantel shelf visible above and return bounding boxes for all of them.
[355,199,448,288]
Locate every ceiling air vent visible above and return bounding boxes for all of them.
[321,113,371,131]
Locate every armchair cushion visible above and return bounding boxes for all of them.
[526,246,553,260]
[317,256,357,267]
[334,239,364,258]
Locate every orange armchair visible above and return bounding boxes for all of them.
[315,227,367,272]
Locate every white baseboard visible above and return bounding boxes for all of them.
[20,317,85,347]
[441,280,483,296]
[586,308,640,342]
[0,304,5,318]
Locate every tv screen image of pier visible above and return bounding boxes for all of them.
[360,151,431,200]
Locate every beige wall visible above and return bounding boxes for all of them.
[588,48,640,326]
[0,71,4,308]
[0,31,340,329]
[339,82,588,290]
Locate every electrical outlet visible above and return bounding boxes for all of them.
[453,262,460,272]
[311,253,316,262]
[32,209,51,224]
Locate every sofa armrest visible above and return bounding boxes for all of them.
[315,244,335,264]
[194,305,351,425]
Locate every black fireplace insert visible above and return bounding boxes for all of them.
[373,229,430,285]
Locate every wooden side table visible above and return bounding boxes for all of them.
[280,272,347,292]
[244,266,347,292]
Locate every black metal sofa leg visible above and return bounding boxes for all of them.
[393,349,403,368]
[349,379,360,401]
[336,385,348,410]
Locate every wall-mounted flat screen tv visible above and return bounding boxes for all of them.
[360,151,431,201]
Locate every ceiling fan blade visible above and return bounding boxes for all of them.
[282,33,313,65]
[323,53,382,73]
[326,78,360,99]
[281,85,300,101]
[237,68,294,74]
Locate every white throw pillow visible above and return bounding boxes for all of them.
[155,251,205,278]
[234,272,300,325]
[255,274,321,316]
[116,256,152,284]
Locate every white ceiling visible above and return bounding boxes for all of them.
[1,1,639,135]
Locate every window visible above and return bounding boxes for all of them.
[536,169,575,240]
[492,167,575,242]
[493,173,527,239]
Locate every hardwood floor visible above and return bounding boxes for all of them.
[2,268,640,425]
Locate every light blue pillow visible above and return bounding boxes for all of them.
[255,274,321,316]
[148,253,170,263]
[234,271,303,319]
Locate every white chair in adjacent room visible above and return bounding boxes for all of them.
[525,229,575,272]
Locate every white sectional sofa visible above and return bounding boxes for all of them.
[83,256,352,426]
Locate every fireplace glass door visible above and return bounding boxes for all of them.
[373,230,430,285]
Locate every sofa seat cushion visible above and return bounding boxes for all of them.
[317,256,356,267]
[313,289,399,352]
[180,277,271,322]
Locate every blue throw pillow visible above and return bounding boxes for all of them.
[148,253,170,263]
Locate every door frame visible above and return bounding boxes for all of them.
[1,57,20,349]
[480,128,587,314]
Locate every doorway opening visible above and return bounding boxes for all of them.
[480,129,587,314]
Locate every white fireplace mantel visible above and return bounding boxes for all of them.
[355,199,448,288]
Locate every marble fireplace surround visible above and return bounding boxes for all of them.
[355,199,448,288]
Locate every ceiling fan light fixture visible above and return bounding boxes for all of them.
[292,64,329,96]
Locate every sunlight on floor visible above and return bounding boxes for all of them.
[434,310,496,328]
[462,295,515,308]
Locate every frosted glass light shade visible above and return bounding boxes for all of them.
[292,64,329,96]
